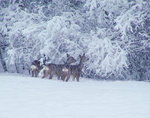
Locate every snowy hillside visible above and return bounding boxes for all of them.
[0,73,150,118]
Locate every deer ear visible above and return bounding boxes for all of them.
[79,55,82,58]
[83,53,85,56]
[67,53,70,57]
[63,60,66,64]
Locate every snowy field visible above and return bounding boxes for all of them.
[0,73,150,118]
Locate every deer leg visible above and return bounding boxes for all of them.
[32,70,34,77]
[36,70,39,77]
[42,70,46,78]
[57,76,60,80]
[60,72,65,81]
[42,74,48,78]
[35,70,38,77]
[66,77,69,82]
[42,70,48,78]
[72,76,75,81]
[49,73,53,79]
[66,74,71,82]
[76,74,80,82]
[33,73,35,77]
[63,69,70,82]
[61,72,66,81]
[60,75,63,81]
[65,74,70,82]
[57,73,61,80]
[76,77,79,82]
[36,70,40,77]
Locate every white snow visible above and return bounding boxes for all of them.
[0,73,150,118]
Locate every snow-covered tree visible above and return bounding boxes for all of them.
[0,0,149,80]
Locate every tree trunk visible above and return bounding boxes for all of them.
[0,49,7,72]
[15,62,19,73]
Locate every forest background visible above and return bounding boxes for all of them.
[0,0,150,81]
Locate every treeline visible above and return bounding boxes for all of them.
[0,0,150,81]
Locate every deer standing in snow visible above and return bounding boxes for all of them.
[42,54,76,80]
[62,53,88,82]
[31,60,43,77]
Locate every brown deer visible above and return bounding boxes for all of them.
[42,54,76,80]
[62,53,88,82]
[31,60,43,77]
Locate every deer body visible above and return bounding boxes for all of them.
[42,64,65,79]
[64,54,88,82]
[31,60,43,77]
[42,54,76,80]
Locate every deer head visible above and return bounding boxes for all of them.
[66,53,76,64]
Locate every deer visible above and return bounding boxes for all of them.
[42,54,76,80]
[62,53,88,82]
[31,60,43,77]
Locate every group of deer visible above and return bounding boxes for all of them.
[31,53,88,82]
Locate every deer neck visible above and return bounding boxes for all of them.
[79,59,84,69]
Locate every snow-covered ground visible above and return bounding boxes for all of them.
[0,73,150,118]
